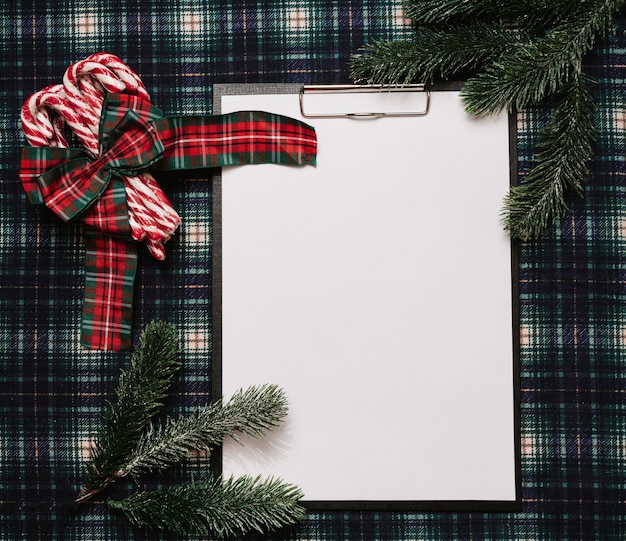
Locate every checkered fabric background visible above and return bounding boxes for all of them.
[0,2,624,540]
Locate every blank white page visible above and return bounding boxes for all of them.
[218,87,518,506]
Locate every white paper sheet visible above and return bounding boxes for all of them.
[218,88,517,504]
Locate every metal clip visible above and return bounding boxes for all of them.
[299,84,430,118]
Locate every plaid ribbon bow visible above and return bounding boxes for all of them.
[20,93,317,350]
[38,109,165,224]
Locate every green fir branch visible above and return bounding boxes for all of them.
[77,320,181,502]
[461,0,621,114]
[403,0,515,24]
[73,321,302,537]
[108,476,305,537]
[402,0,597,29]
[351,24,526,85]
[503,75,595,238]
[351,39,431,86]
[116,384,289,479]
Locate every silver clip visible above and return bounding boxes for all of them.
[299,84,431,118]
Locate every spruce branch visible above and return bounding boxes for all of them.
[402,0,597,29]
[115,384,289,479]
[461,0,622,114]
[73,320,302,536]
[77,320,181,502]
[351,24,527,85]
[503,75,595,238]
[108,476,305,537]
[403,0,511,24]
[351,39,431,87]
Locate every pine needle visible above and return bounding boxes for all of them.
[503,75,595,238]
[77,320,181,501]
[461,1,619,114]
[108,476,306,537]
[117,384,289,478]
[402,0,595,29]
[351,24,526,86]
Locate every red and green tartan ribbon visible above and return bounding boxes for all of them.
[19,93,317,351]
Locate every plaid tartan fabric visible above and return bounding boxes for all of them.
[155,111,318,168]
[32,111,164,223]
[1,1,625,540]
[82,228,137,351]
[19,91,317,350]
[19,147,89,205]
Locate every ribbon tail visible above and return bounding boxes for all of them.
[81,228,137,351]
[153,111,317,170]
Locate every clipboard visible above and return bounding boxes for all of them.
[212,83,521,512]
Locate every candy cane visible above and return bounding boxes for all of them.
[21,84,66,147]
[87,53,150,100]
[63,60,127,135]
[21,102,52,147]
[35,89,99,153]
[20,54,181,261]
[125,173,181,231]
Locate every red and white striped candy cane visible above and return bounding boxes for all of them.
[23,82,101,153]
[87,52,150,100]
[21,84,68,147]
[63,60,128,138]
[20,54,181,260]
[126,174,181,233]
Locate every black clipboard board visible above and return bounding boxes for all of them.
[212,83,521,512]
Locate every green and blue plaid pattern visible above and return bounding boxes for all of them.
[1,1,625,540]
